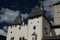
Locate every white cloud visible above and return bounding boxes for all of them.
[3,26,8,32]
[21,13,28,19]
[0,29,7,36]
[0,8,19,23]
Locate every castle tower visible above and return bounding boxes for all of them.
[53,1,60,26]
[27,6,51,40]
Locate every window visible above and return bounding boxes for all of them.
[19,27,21,30]
[25,39,27,40]
[22,37,25,40]
[32,32,37,40]
[11,31,12,33]
[19,37,21,40]
[35,37,37,40]
[19,37,26,40]
[32,37,37,40]
[33,26,36,30]
[10,37,14,40]
[57,12,60,13]
[37,21,39,23]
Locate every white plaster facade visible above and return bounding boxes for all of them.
[28,16,43,40]
[7,25,27,40]
[6,16,51,40]
[53,4,60,25]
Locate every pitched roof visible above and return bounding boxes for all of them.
[28,5,42,19]
[10,14,22,25]
[32,32,38,36]
[28,5,52,25]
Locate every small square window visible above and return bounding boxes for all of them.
[23,37,25,40]
[33,26,36,30]
[37,21,39,23]
[19,27,21,30]
[11,31,12,33]
[19,37,21,40]
[57,12,60,13]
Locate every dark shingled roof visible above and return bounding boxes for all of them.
[28,6,52,26]
[10,14,22,26]
[53,1,60,6]
[28,5,42,19]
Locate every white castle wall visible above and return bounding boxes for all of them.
[7,25,27,40]
[7,16,51,40]
[20,25,27,39]
[28,16,43,40]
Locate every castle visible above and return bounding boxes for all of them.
[6,5,51,40]
[6,1,60,40]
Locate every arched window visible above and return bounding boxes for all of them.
[19,37,27,40]
[32,36,37,40]
[20,37,21,40]
[32,32,37,40]
[22,37,25,40]
[33,26,36,30]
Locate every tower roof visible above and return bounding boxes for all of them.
[10,14,22,26]
[53,1,60,6]
[28,5,42,19]
[28,5,52,26]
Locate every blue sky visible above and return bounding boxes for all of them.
[0,0,60,36]
[0,0,40,13]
